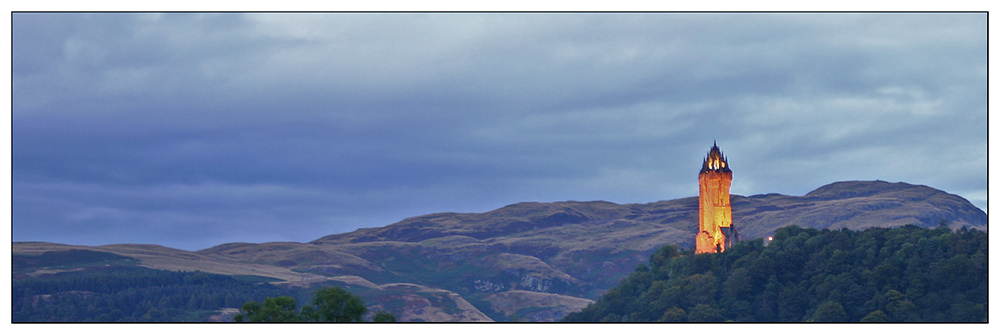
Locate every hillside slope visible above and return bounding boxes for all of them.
[13,181,987,321]
[732,181,987,240]
[563,224,988,322]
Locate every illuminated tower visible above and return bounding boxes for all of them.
[697,142,739,254]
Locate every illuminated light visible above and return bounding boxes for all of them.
[768,236,773,241]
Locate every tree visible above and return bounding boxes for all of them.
[687,304,724,322]
[860,310,888,322]
[304,286,368,322]
[884,289,916,321]
[234,296,300,322]
[682,273,718,307]
[721,268,753,303]
[778,283,809,321]
[373,310,397,322]
[658,307,686,322]
[810,301,848,322]
[233,286,393,322]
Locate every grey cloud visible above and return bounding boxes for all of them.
[12,13,986,250]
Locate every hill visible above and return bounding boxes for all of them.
[12,181,987,321]
[562,224,988,322]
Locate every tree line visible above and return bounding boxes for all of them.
[562,223,987,322]
[13,263,397,322]
[233,286,396,322]
[13,266,301,322]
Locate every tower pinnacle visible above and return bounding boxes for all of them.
[700,142,731,173]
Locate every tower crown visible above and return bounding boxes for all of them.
[700,142,731,173]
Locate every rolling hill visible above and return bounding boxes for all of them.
[12,180,987,321]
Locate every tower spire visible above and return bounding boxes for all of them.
[701,141,731,173]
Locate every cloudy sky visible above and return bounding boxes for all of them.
[12,13,987,251]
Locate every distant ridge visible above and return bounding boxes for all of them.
[309,180,985,248]
[14,180,987,322]
[733,180,986,240]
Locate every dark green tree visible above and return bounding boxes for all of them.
[373,310,397,322]
[687,304,724,322]
[860,310,888,322]
[233,286,393,322]
[303,286,368,322]
[658,307,687,322]
[778,282,809,321]
[683,273,719,307]
[234,296,300,322]
[884,289,917,321]
[810,301,848,322]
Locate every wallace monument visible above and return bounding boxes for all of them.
[697,142,740,254]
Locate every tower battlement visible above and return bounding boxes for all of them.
[697,142,739,254]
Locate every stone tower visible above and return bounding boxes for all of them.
[697,142,739,254]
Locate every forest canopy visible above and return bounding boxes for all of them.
[12,266,300,322]
[563,224,987,322]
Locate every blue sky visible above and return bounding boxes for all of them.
[11,13,987,250]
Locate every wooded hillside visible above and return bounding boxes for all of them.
[563,224,987,322]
